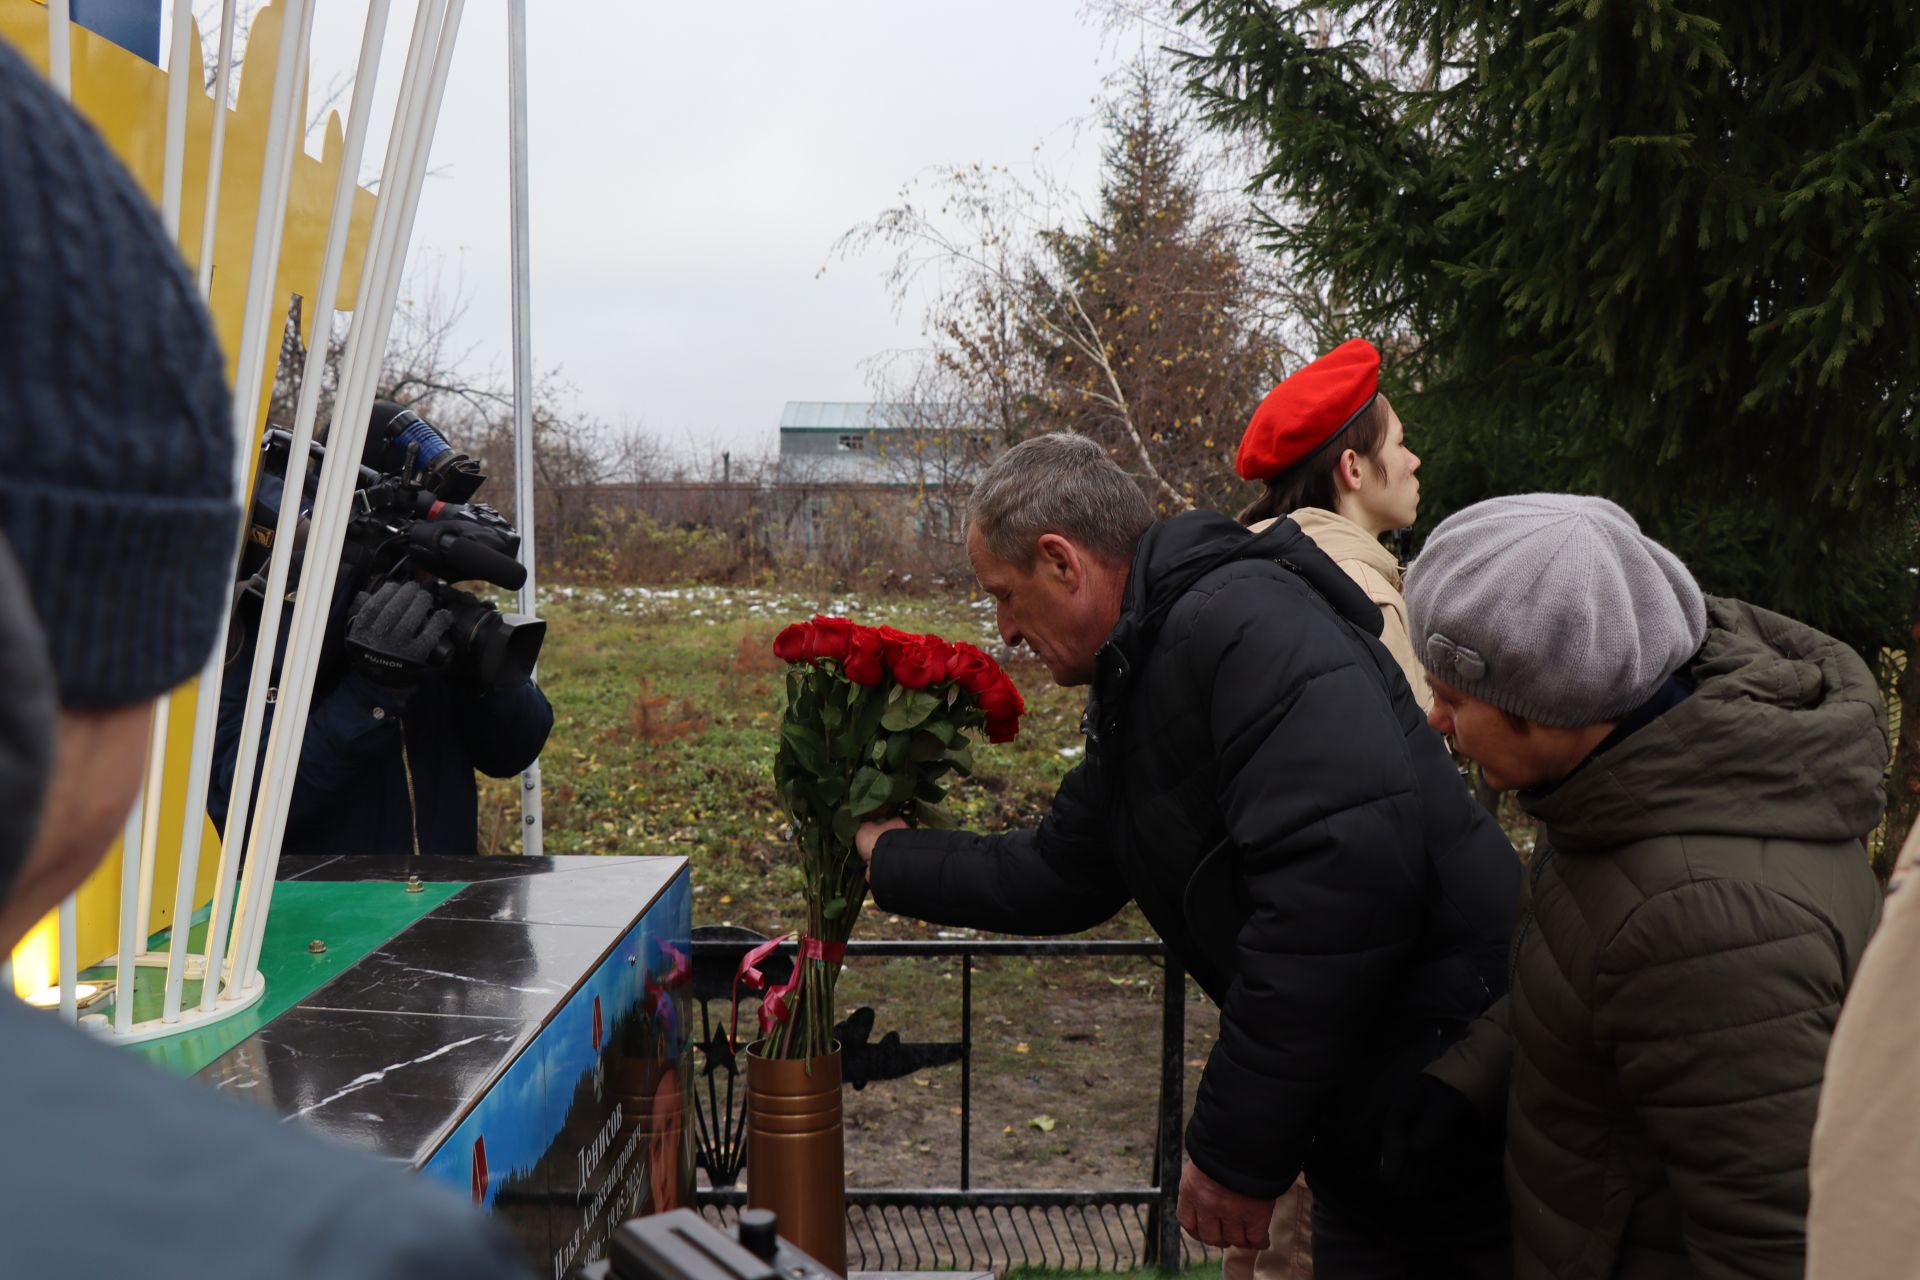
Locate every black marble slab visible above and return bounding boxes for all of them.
[433,862,683,929]
[279,853,646,884]
[205,1006,529,1164]
[307,917,622,1023]
[201,854,689,1173]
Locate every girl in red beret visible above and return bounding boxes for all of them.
[1235,339,1428,712]
[1225,340,1431,1280]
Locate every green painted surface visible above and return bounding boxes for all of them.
[87,880,463,1077]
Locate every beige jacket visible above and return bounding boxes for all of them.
[1807,825,1914,1280]
[1252,508,1431,711]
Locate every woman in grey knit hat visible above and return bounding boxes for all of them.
[1395,493,1886,1280]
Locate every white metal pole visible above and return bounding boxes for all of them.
[162,0,316,1022]
[201,0,393,1011]
[507,0,542,857]
[159,0,194,234]
[46,0,69,98]
[196,0,240,298]
[110,0,199,1029]
[238,0,466,986]
[174,37,312,1013]
[133,699,169,950]
[222,0,444,999]
[112,775,144,1036]
[114,706,165,1036]
[232,0,467,991]
[57,897,76,1023]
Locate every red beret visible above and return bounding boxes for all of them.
[1235,338,1381,481]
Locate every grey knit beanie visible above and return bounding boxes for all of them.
[1404,495,1707,727]
[0,38,239,708]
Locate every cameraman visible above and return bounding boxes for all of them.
[210,401,553,858]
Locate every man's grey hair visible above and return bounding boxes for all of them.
[968,434,1154,568]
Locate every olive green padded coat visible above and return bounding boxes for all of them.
[1428,597,1887,1279]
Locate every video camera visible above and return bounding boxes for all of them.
[573,1208,837,1280]
[240,400,546,693]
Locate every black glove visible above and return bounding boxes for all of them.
[1379,1071,1487,1204]
[345,580,453,691]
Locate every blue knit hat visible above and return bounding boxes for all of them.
[0,38,239,708]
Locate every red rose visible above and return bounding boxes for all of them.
[810,615,854,663]
[773,622,814,664]
[977,674,1024,723]
[843,627,887,685]
[891,635,951,689]
[986,717,1019,744]
[945,642,997,694]
[875,625,922,660]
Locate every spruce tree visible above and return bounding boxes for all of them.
[1183,0,1920,854]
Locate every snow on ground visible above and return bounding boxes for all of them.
[547,583,1006,647]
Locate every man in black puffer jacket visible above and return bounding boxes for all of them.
[855,435,1520,1276]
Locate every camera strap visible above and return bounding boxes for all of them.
[400,718,422,860]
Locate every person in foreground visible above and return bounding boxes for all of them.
[1807,818,1920,1280]
[857,434,1521,1277]
[1402,494,1885,1280]
[0,35,526,1279]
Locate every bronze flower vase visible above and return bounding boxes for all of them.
[745,1043,847,1276]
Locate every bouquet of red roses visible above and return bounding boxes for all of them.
[747,616,1025,1061]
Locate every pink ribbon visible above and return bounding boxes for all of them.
[730,934,848,1050]
[731,932,793,1051]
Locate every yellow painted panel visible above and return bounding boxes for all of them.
[4,2,380,994]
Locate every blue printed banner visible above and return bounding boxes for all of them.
[421,869,692,1276]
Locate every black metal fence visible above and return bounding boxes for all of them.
[688,932,1207,1273]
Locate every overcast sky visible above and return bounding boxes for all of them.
[284,3,1140,459]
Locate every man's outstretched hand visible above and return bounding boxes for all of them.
[854,817,908,867]
[1178,1157,1274,1250]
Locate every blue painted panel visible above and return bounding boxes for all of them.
[419,867,693,1278]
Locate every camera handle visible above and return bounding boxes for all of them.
[402,520,528,591]
[572,1208,838,1280]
